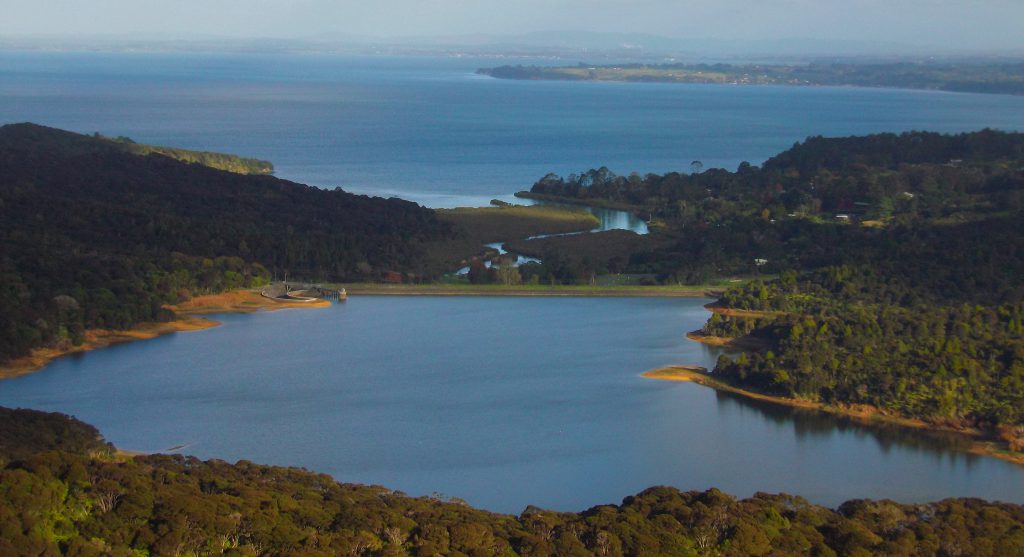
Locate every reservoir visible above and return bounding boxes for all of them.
[1,296,1021,514]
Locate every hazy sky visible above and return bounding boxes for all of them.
[3,0,1023,52]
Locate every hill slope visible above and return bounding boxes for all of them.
[0,123,453,361]
[103,133,274,174]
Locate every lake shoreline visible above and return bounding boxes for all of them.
[0,290,330,380]
[341,283,721,297]
[642,366,1024,466]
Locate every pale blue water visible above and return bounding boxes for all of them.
[3,53,1024,513]
[0,298,1020,513]
[2,52,1024,207]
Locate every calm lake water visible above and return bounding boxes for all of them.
[1,298,1021,513]
[2,52,1024,207]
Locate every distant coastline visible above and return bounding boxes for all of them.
[478,61,1024,96]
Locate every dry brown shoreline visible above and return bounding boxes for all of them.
[0,290,330,380]
[703,302,786,319]
[642,366,1024,466]
[685,331,771,351]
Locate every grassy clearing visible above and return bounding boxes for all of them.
[436,204,599,242]
[424,204,601,272]
[105,136,274,174]
[505,228,667,267]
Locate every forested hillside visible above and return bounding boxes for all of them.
[3,408,1024,556]
[0,123,453,361]
[700,267,1024,447]
[523,131,1024,445]
[522,130,1024,284]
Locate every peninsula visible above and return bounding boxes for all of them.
[478,60,1024,95]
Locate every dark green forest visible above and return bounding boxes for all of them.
[703,268,1024,448]
[3,408,1024,557]
[525,129,1024,283]
[0,123,455,362]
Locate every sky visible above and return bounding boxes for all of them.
[2,0,1023,53]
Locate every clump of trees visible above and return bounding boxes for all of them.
[4,407,1024,556]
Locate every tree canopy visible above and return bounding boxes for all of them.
[3,408,1024,557]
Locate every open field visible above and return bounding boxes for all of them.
[505,229,668,270]
[436,204,600,242]
[424,204,602,273]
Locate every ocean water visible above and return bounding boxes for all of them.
[2,52,1024,207]
[1,298,1021,514]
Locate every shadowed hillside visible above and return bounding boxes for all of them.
[0,123,454,361]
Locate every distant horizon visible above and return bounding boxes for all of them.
[3,0,1023,57]
[2,30,1023,61]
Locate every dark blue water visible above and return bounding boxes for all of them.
[1,298,1021,513]
[3,52,1024,207]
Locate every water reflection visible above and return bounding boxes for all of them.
[713,390,982,466]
